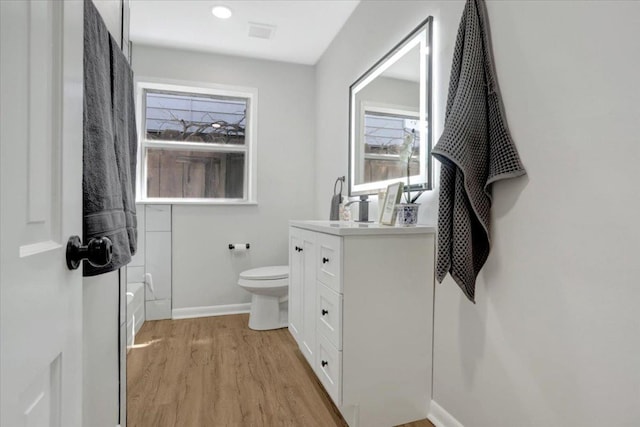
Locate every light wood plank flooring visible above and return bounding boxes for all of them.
[127,314,434,427]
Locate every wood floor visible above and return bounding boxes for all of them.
[127,314,434,427]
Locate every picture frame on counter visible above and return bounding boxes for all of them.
[380,182,403,225]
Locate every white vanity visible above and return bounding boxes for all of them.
[288,220,436,427]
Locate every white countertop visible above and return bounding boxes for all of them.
[289,220,436,236]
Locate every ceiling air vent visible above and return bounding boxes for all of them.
[248,22,276,40]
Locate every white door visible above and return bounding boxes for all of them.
[1,1,84,426]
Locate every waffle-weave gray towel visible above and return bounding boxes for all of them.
[432,0,526,302]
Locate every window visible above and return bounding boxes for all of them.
[137,81,257,203]
[362,108,420,184]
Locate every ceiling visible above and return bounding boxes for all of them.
[129,0,360,65]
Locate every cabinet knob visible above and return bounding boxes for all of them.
[321,309,328,316]
[322,257,329,264]
[321,360,328,367]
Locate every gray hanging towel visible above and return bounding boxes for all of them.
[432,0,525,302]
[83,0,137,276]
[110,32,138,259]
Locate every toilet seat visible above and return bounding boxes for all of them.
[239,265,288,281]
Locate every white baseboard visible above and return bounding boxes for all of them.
[172,303,251,320]
[428,400,464,427]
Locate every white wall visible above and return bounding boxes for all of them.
[316,1,640,426]
[131,45,316,310]
[433,2,640,426]
[358,76,420,109]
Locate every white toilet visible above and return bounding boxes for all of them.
[237,265,289,330]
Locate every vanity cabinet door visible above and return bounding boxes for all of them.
[289,227,318,367]
[288,229,304,346]
[300,230,317,365]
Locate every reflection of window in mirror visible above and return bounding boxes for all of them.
[362,107,420,185]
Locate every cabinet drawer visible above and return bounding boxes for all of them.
[316,333,342,406]
[317,282,342,350]
[317,233,342,293]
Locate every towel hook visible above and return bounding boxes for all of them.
[333,176,345,196]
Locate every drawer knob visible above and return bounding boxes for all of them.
[322,257,329,264]
[321,309,328,316]
[321,360,328,367]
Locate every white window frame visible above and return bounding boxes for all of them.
[135,78,258,205]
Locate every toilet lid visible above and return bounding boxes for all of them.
[239,265,289,280]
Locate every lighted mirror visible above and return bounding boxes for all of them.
[349,17,433,196]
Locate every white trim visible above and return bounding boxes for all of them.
[172,303,251,320]
[428,400,465,427]
[134,77,259,204]
[136,199,258,206]
[143,140,247,153]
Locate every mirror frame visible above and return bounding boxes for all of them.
[348,17,433,197]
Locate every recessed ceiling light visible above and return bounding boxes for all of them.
[211,5,232,19]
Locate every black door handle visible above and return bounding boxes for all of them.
[322,257,329,264]
[322,309,328,316]
[321,360,328,367]
[66,236,113,270]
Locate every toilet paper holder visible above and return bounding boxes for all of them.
[229,243,250,250]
